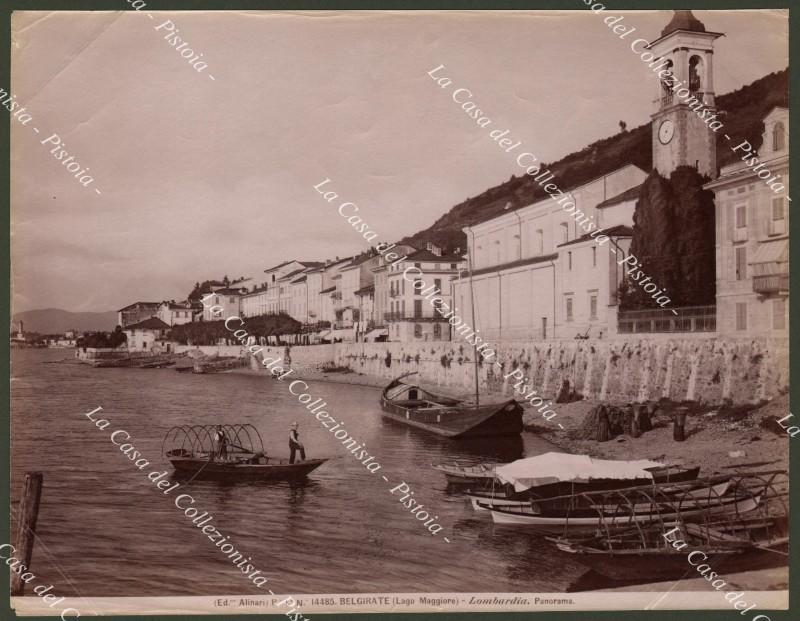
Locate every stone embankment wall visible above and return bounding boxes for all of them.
[331,338,789,405]
[174,344,336,370]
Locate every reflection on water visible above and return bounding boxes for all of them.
[11,349,586,596]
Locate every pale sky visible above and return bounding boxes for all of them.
[10,9,788,312]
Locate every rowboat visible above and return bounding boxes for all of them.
[380,373,523,438]
[472,479,730,512]
[167,453,328,480]
[489,493,760,532]
[162,424,328,481]
[459,457,700,503]
[550,515,789,581]
[432,462,503,486]
[466,463,702,510]
[450,452,698,503]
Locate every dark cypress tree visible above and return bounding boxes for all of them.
[669,166,716,305]
[625,170,678,309]
[623,167,716,309]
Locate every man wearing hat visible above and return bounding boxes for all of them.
[288,421,306,464]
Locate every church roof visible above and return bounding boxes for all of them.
[661,10,707,37]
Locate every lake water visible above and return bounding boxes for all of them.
[10,348,588,598]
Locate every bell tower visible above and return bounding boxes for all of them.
[649,11,723,179]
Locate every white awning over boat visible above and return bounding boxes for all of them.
[494,452,664,492]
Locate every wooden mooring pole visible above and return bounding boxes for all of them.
[11,472,43,596]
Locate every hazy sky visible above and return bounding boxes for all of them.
[11,9,788,312]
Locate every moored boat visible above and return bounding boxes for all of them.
[472,479,730,512]
[432,462,503,486]
[380,373,523,438]
[458,452,697,501]
[489,493,760,532]
[462,454,701,509]
[549,514,789,581]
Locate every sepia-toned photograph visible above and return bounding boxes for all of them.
[7,6,793,619]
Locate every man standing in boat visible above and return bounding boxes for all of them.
[288,421,306,463]
[214,425,229,461]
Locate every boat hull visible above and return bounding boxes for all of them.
[169,457,327,480]
[462,464,700,508]
[380,397,523,438]
[490,495,760,532]
[556,543,744,581]
[475,480,731,512]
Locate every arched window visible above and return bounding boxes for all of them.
[688,56,703,93]
[661,59,674,102]
[772,122,786,152]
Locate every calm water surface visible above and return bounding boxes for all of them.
[11,348,587,597]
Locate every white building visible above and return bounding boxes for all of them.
[202,286,248,321]
[157,301,195,326]
[453,164,646,341]
[123,317,171,352]
[386,247,464,342]
[705,106,789,336]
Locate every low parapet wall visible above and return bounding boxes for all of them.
[331,338,788,405]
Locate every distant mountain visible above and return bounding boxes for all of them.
[12,308,118,334]
[398,69,789,252]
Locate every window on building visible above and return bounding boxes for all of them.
[565,296,574,322]
[434,278,442,292]
[735,246,747,280]
[592,247,597,267]
[401,300,405,316]
[414,300,423,318]
[773,122,786,151]
[773,299,786,330]
[568,251,572,270]
[772,197,785,221]
[590,294,598,320]
[688,55,703,92]
[414,324,422,338]
[415,279,422,294]
[735,302,747,331]
[536,229,544,255]
[660,59,674,100]
[735,204,747,229]
[414,263,421,268]
[560,223,569,244]
[433,323,442,339]
[401,280,405,295]
[450,263,457,269]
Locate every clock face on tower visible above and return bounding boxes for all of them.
[658,119,675,145]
